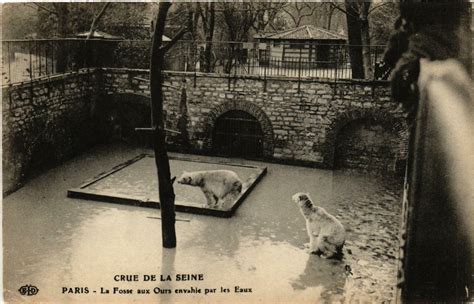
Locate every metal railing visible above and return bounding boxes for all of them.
[399,59,474,302]
[2,39,109,84]
[2,39,388,86]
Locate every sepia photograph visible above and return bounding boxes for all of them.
[2,1,473,303]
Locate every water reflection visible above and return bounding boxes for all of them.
[290,255,346,294]
[159,248,176,304]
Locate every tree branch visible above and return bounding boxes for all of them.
[299,4,319,19]
[87,2,111,39]
[199,4,207,29]
[159,27,188,54]
[214,3,288,13]
[166,10,188,23]
[31,3,58,15]
[281,6,299,27]
[329,2,358,19]
[269,22,278,32]
[368,2,390,15]
[295,2,302,14]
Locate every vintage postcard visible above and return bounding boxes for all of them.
[2,1,473,303]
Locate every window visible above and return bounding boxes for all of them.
[289,42,304,49]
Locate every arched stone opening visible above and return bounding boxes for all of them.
[204,100,274,158]
[334,119,402,173]
[324,109,409,174]
[212,110,264,158]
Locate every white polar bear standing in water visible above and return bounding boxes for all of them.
[177,170,243,208]
[292,192,346,259]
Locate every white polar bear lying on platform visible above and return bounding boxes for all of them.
[177,170,244,209]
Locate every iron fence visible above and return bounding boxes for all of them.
[1,38,119,84]
[164,40,388,81]
[2,39,389,86]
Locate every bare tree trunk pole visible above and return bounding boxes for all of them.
[344,1,365,79]
[55,4,70,73]
[359,3,372,79]
[204,2,215,73]
[150,1,176,248]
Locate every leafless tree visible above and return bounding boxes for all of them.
[218,2,259,73]
[280,2,320,27]
[199,2,216,72]
[30,3,93,72]
[251,2,287,32]
[329,0,391,78]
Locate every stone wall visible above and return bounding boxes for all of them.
[3,68,409,194]
[2,69,101,194]
[102,69,409,172]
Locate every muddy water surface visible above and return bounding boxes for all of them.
[4,144,403,303]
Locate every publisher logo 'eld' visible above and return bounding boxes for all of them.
[18,285,39,296]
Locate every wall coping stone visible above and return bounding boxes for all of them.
[4,68,391,91]
[2,68,98,93]
[99,68,391,86]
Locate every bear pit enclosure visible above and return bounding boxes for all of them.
[4,144,403,302]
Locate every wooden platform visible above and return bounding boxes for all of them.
[67,154,267,217]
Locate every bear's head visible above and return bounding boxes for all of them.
[177,171,193,185]
[292,192,311,205]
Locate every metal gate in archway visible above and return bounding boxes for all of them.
[212,110,264,158]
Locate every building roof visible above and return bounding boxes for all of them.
[76,30,123,40]
[254,25,346,41]
[76,30,171,42]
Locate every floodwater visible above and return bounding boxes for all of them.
[3,144,403,303]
